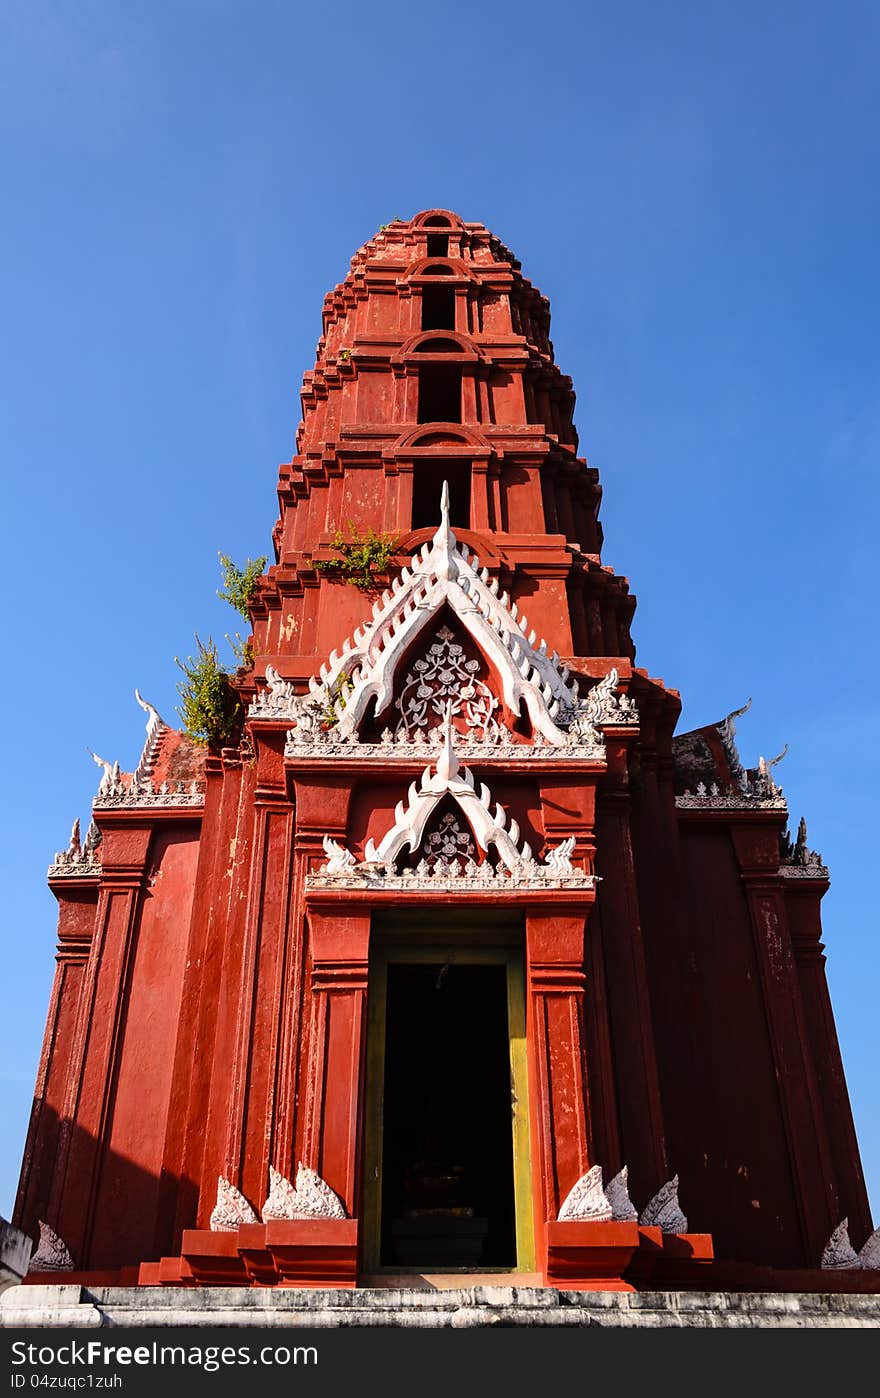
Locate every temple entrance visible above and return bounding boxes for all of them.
[381,963,514,1267]
[362,925,533,1274]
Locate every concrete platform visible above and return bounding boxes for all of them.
[3,1283,880,1328]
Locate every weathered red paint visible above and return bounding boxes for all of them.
[14,210,873,1291]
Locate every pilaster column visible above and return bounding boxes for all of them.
[595,760,668,1201]
[525,910,591,1267]
[49,824,152,1263]
[786,881,872,1244]
[730,824,839,1263]
[302,907,370,1217]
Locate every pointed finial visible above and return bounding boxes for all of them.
[88,749,116,794]
[68,818,81,856]
[430,480,459,582]
[435,700,460,784]
[727,697,753,722]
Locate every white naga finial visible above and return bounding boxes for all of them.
[134,689,166,733]
[759,744,789,775]
[88,749,118,795]
[133,689,168,785]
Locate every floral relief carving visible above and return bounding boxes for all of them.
[394,625,502,741]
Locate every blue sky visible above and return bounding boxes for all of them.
[1,1,877,1228]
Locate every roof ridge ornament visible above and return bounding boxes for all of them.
[133,689,168,785]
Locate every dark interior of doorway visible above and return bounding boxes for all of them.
[380,962,516,1267]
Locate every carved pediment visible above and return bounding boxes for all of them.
[309,708,595,892]
[257,485,638,760]
[282,484,581,745]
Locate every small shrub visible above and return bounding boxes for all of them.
[175,635,241,747]
[217,553,267,620]
[315,524,399,591]
[226,632,254,670]
[322,672,356,728]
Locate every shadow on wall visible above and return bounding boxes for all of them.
[14,1101,199,1274]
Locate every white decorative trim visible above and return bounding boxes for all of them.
[49,817,102,878]
[545,836,576,874]
[820,1219,880,1270]
[307,862,596,893]
[94,776,205,809]
[28,1221,74,1273]
[250,664,299,717]
[676,781,787,812]
[575,667,639,729]
[285,730,606,763]
[606,1166,638,1222]
[209,1176,258,1232]
[639,1175,688,1233]
[557,1165,613,1222]
[261,1164,346,1222]
[321,836,358,875]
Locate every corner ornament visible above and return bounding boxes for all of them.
[261,1164,347,1222]
[209,1175,258,1232]
[28,1221,75,1273]
[820,1218,880,1270]
[639,1174,688,1233]
[557,1164,639,1222]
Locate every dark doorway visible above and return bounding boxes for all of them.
[380,962,516,1268]
[412,459,470,530]
[422,284,455,330]
[417,364,461,423]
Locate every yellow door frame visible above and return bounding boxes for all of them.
[362,924,534,1274]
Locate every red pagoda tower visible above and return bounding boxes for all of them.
[14,209,877,1294]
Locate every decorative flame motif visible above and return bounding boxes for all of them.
[819,1218,880,1270]
[209,1176,258,1232]
[858,1226,880,1269]
[321,835,357,875]
[261,1164,346,1222]
[606,1166,638,1222]
[394,625,501,741]
[557,1165,613,1222]
[28,1221,75,1273]
[821,1219,858,1269]
[639,1175,688,1233]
